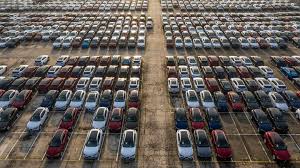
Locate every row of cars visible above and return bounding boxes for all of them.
[161,0,300,12]
[0,13,153,49]
[167,55,294,161]
[0,54,142,160]
[162,12,300,49]
[0,0,148,12]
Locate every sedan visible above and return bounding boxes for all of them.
[121,129,138,160]
[185,90,200,108]
[189,108,205,129]
[211,130,232,160]
[11,90,33,109]
[54,90,73,111]
[241,91,260,111]
[175,108,188,129]
[124,108,139,130]
[92,107,109,130]
[85,91,99,112]
[269,92,289,112]
[194,129,212,158]
[69,90,86,109]
[26,107,49,132]
[0,108,18,131]
[59,108,80,131]
[267,108,289,133]
[108,108,123,132]
[40,90,59,110]
[46,129,69,158]
[264,131,290,161]
[83,129,103,159]
[251,109,273,133]
[176,129,193,160]
[282,90,300,111]
[205,108,222,131]
[0,90,19,109]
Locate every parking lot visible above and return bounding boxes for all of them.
[1,0,300,167]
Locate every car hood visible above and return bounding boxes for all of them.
[121,146,136,157]
[216,147,232,158]
[0,101,9,107]
[125,122,138,130]
[197,146,212,157]
[178,146,193,157]
[83,146,100,155]
[92,121,106,129]
[27,121,41,129]
[274,150,290,161]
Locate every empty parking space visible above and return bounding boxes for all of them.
[63,133,86,160]
[74,112,93,133]
[0,133,22,159]
[26,132,53,160]
[43,112,63,132]
[240,135,270,161]
[282,135,300,161]
[220,113,238,134]
[230,113,256,134]
[286,113,300,134]
[227,135,250,161]
[99,133,120,161]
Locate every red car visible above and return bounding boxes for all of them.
[227,91,244,112]
[167,66,178,78]
[48,77,65,91]
[205,78,220,92]
[264,131,291,161]
[211,130,232,160]
[59,108,79,131]
[102,77,115,90]
[189,108,205,129]
[57,66,73,78]
[108,108,123,132]
[0,89,5,97]
[283,56,300,67]
[99,56,111,66]
[46,129,69,159]
[11,90,33,109]
[128,90,140,108]
[62,78,78,91]
[22,66,38,78]
[207,55,219,66]
[237,66,251,78]
[38,78,54,94]
[66,56,79,66]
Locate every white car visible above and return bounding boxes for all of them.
[54,90,73,111]
[190,66,202,78]
[178,66,189,78]
[92,107,109,130]
[85,91,99,112]
[180,78,192,92]
[239,56,253,66]
[266,37,278,49]
[56,55,69,66]
[184,37,193,48]
[12,65,28,77]
[52,36,64,48]
[120,129,138,160]
[69,90,86,109]
[0,90,19,109]
[247,37,259,49]
[62,37,73,48]
[89,77,103,91]
[0,37,10,48]
[269,92,289,112]
[200,90,215,108]
[185,90,200,108]
[83,66,96,77]
[113,90,126,108]
[193,38,202,49]
[35,55,49,66]
[201,37,212,48]
[168,78,180,94]
[231,78,247,92]
[176,129,193,160]
[255,78,273,92]
[175,37,184,48]
[229,56,242,66]
[268,78,287,92]
[26,107,49,132]
[238,37,250,49]
[128,78,140,91]
[211,38,221,48]
[76,77,91,91]
[137,37,145,48]
[47,65,61,78]
[0,65,7,75]
[259,66,274,78]
[295,109,300,120]
[186,56,198,66]
[83,129,103,159]
[132,56,142,66]
[193,78,206,92]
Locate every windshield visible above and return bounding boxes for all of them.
[87,94,96,102]
[57,93,67,101]
[85,136,98,147]
[123,132,135,147]
[49,136,61,147]
[179,134,191,147]
[94,112,105,121]
[127,113,137,122]
[111,112,121,121]
[30,112,40,121]
[62,112,72,122]
[0,113,9,122]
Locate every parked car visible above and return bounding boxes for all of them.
[251,109,273,133]
[40,90,59,110]
[175,108,188,129]
[46,129,69,158]
[264,131,290,161]
[54,90,73,111]
[241,91,260,111]
[189,108,205,129]
[124,107,139,130]
[266,108,289,133]
[0,108,18,131]
[0,90,19,109]
[92,107,109,130]
[83,129,103,159]
[176,129,193,160]
[269,92,289,112]
[59,108,80,131]
[205,108,222,130]
[120,129,138,160]
[108,108,123,132]
[26,107,49,132]
[193,129,212,158]
[211,130,232,160]
[11,89,32,109]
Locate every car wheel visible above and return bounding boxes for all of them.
[272,154,276,161]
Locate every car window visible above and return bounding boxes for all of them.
[0,113,9,122]
[62,112,73,122]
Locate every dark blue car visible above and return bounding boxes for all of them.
[280,67,299,80]
[81,38,91,49]
[205,108,222,131]
[282,90,300,111]
[40,90,59,110]
[251,109,273,133]
[99,89,113,108]
[213,91,228,112]
[174,108,188,129]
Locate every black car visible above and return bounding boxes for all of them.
[251,109,273,133]
[219,56,231,66]
[205,108,222,131]
[40,90,59,110]
[9,77,28,91]
[6,38,20,48]
[247,66,264,78]
[114,78,127,91]
[0,108,18,131]
[266,108,289,133]
[124,107,139,130]
[193,129,212,158]
[198,56,209,66]
[250,56,264,66]
[94,66,107,77]
[241,91,260,111]
[213,66,226,79]
[78,56,90,66]
[274,37,287,49]
[34,65,51,78]
[270,56,286,68]
[177,56,187,66]
[0,77,15,90]
[224,66,238,78]
[175,108,188,130]
[218,79,233,94]
[293,78,300,88]
[229,37,240,48]
[24,77,42,91]
[254,90,274,109]
[281,90,300,111]
[70,66,84,78]
[202,66,215,78]
[106,65,119,77]
[213,91,228,112]
[243,78,260,92]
